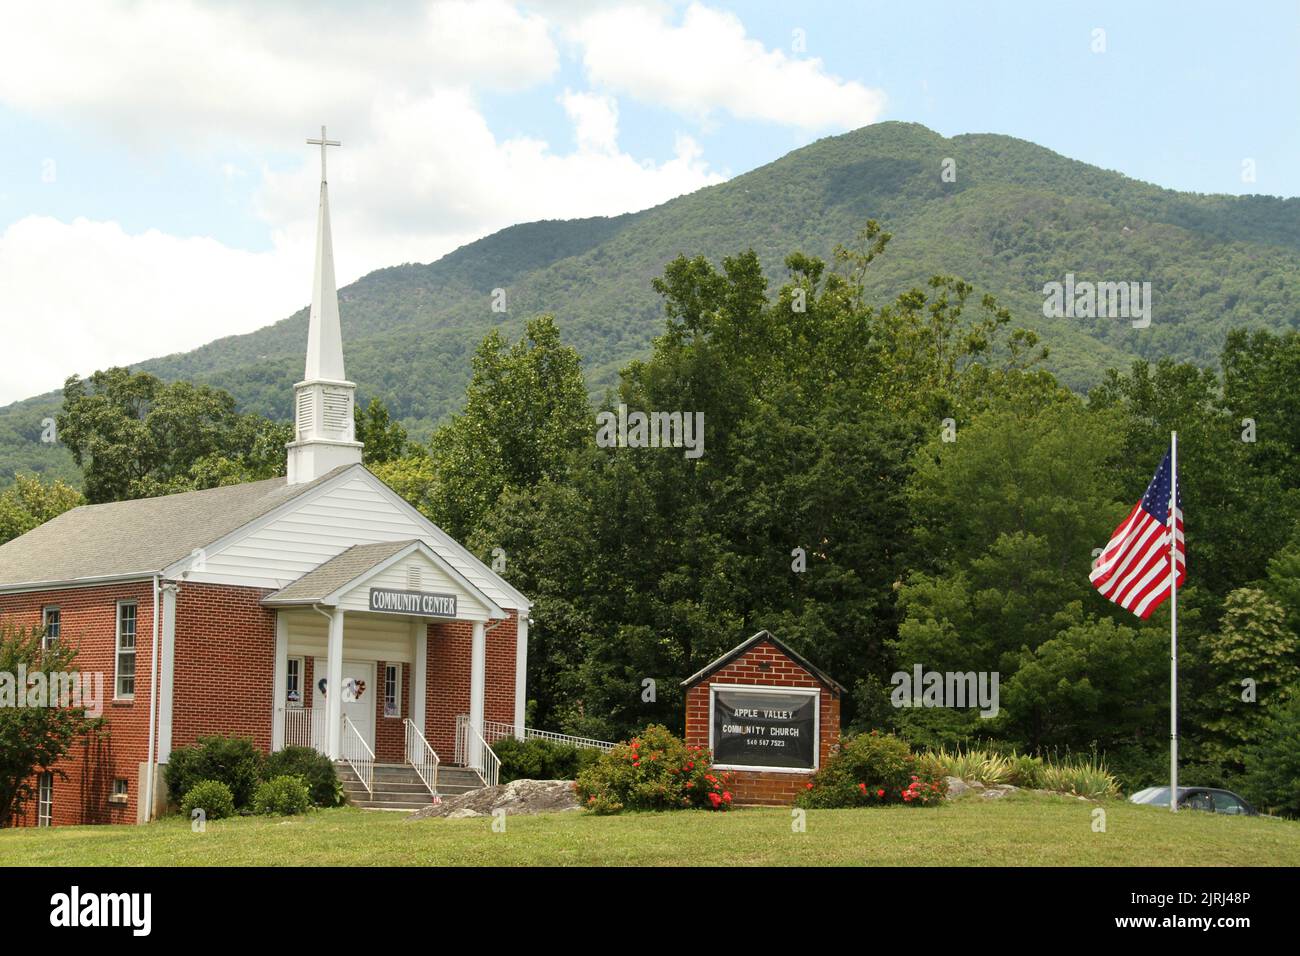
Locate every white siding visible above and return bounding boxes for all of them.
[184,471,521,609]
[335,551,491,621]
[282,609,416,662]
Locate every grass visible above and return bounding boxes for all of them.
[3,791,1299,866]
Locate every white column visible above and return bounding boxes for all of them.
[157,586,178,761]
[272,612,288,751]
[410,619,427,740]
[326,609,345,759]
[514,613,528,737]
[469,620,486,768]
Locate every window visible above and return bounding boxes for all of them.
[1213,791,1247,815]
[41,607,60,650]
[286,657,303,707]
[110,778,129,805]
[115,602,137,699]
[384,663,402,718]
[38,773,52,827]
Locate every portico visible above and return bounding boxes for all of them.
[263,539,513,784]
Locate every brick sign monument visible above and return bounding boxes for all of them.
[682,630,843,805]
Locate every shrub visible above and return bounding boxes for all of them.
[165,735,263,809]
[1039,755,1120,799]
[264,746,343,807]
[181,779,235,821]
[252,775,312,816]
[574,724,734,813]
[797,731,947,808]
[494,736,605,783]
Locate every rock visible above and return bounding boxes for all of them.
[944,776,970,798]
[967,780,985,790]
[407,779,581,821]
[981,784,1019,799]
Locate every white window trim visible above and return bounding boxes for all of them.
[286,656,305,708]
[115,601,137,701]
[707,682,821,774]
[384,662,402,718]
[37,772,53,827]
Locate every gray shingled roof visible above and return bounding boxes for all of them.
[262,540,418,606]
[0,465,356,590]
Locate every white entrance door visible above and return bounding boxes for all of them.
[312,659,376,753]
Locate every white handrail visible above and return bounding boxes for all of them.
[340,714,374,794]
[404,718,440,797]
[480,716,616,752]
[454,714,500,788]
[279,706,328,753]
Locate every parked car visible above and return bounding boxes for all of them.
[1129,786,1257,816]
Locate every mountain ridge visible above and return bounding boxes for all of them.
[4,121,1297,486]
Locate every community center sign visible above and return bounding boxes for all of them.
[368,587,457,618]
[710,687,818,771]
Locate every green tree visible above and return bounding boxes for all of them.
[1198,588,1298,773]
[57,368,288,502]
[354,397,411,466]
[426,314,589,542]
[0,474,84,546]
[1242,686,1300,817]
[0,623,102,827]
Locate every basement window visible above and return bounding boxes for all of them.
[109,779,129,805]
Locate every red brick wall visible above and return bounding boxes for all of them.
[372,659,411,763]
[684,639,841,806]
[423,610,518,762]
[170,582,276,753]
[0,580,156,827]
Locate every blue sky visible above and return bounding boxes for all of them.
[0,0,1296,403]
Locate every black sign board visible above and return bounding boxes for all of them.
[368,587,457,618]
[711,688,817,769]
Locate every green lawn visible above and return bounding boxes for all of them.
[3,792,1297,866]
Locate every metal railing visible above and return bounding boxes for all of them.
[280,706,327,752]
[455,714,501,788]
[480,717,616,752]
[404,718,440,797]
[340,714,375,794]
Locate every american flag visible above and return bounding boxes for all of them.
[1090,449,1185,619]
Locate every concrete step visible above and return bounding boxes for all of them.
[334,762,488,810]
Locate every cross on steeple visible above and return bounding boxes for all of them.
[306,125,341,183]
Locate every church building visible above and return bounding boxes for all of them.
[0,131,530,826]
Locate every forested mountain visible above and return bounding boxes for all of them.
[3,121,1297,486]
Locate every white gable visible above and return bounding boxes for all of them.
[167,465,528,610]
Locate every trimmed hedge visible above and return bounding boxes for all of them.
[181,780,235,821]
[494,736,605,784]
[264,746,344,807]
[165,735,263,809]
[252,775,312,816]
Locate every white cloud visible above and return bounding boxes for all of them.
[560,89,620,154]
[0,88,723,404]
[0,216,303,402]
[0,0,884,405]
[571,3,886,131]
[0,0,559,146]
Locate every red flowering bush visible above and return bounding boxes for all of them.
[795,730,947,809]
[574,724,734,814]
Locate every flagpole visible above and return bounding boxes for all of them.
[1169,431,1179,812]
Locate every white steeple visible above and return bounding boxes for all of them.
[287,125,363,485]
